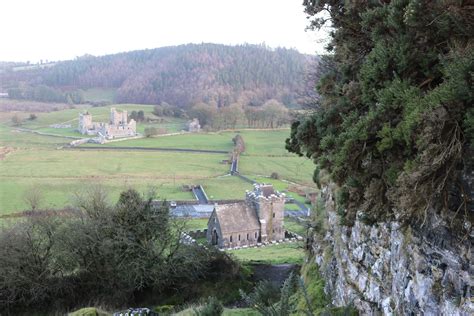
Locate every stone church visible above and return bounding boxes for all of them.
[206,184,285,248]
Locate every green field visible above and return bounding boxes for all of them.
[184,218,210,231]
[284,218,309,236]
[86,132,234,151]
[0,105,317,215]
[228,242,304,265]
[9,104,187,137]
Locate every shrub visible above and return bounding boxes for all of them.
[194,297,224,316]
[288,2,473,229]
[145,127,159,137]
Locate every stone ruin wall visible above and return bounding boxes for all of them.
[78,108,136,139]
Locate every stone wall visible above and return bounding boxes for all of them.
[311,184,473,315]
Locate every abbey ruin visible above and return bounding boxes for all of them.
[78,108,137,140]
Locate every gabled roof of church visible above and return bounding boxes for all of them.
[214,202,260,234]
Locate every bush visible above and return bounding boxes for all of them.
[0,188,220,313]
[11,114,22,126]
[145,127,159,137]
[289,1,474,230]
[68,307,111,316]
[194,297,223,316]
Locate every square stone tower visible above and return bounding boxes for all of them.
[110,108,128,125]
[78,112,92,134]
[246,184,285,242]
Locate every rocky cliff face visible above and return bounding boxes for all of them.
[311,184,473,315]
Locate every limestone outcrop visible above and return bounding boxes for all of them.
[311,184,473,315]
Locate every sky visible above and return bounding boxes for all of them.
[0,0,330,63]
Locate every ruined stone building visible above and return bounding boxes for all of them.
[78,108,137,139]
[186,118,201,132]
[206,184,285,248]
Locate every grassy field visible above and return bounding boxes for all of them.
[0,105,317,215]
[0,149,252,213]
[184,218,209,231]
[85,132,235,151]
[284,218,309,236]
[228,242,304,265]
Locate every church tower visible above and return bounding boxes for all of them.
[246,184,285,242]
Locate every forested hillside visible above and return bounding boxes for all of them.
[0,43,312,107]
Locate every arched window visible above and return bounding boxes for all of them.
[246,233,249,240]
[255,232,257,239]
[273,212,275,218]
[230,235,233,242]
[238,235,241,241]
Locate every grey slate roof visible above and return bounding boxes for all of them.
[215,203,260,233]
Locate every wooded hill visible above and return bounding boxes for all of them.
[0,43,313,108]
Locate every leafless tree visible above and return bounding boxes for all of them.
[23,185,43,211]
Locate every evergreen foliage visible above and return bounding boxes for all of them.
[288,1,473,228]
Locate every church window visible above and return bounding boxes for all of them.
[238,235,241,241]
[273,212,275,218]
[246,233,249,240]
[255,232,257,238]
[230,235,233,242]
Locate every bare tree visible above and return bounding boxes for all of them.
[11,114,23,126]
[23,185,43,211]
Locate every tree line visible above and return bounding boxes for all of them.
[7,85,84,104]
[187,99,291,130]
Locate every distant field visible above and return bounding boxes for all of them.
[86,129,297,155]
[0,149,234,213]
[0,105,317,215]
[0,103,187,139]
[85,132,235,151]
[239,155,315,186]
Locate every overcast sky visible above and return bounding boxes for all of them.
[0,0,330,63]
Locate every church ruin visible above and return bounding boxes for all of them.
[186,118,201,132]
[206,184,285,248]
[78,108,137,140]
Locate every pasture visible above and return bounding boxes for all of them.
[228,242,305,265]
[0,104,317,215]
